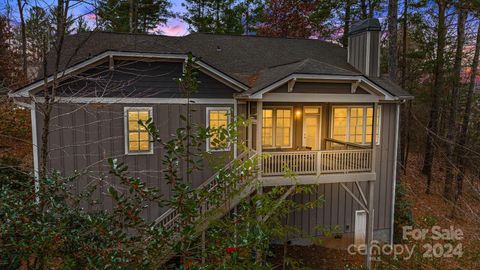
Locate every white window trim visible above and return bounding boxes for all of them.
[330,105,381,146]
[262,106,294,149]
[206,107,232,152]
[124,107,154,155]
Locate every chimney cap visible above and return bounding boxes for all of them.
[349,18,381,35]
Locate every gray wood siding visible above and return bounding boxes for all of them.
[348,31,380,77]
[369,31,381,77]
[37,102,234,221]
[348,33,367,74]
[287,104,396,236]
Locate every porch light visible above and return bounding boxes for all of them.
[295,110,302,117]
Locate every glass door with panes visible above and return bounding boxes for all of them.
[302,107,322,150]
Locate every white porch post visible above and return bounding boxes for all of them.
[256,101,263,159]
[371,102,378,172]
[255,101,263,263]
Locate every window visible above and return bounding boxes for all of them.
[206,107,231,151]
[262,107,292,148]
[125,107,153,154]
[262,109,273,147]
[332,106,381,145]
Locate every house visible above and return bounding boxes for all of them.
[10,18,412,266]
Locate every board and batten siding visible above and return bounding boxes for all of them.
[34,60,239,222]
[36,102,235,220]
[282,103,397,241]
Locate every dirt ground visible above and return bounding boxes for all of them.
[270,154,480,270]
[269,244,364,270]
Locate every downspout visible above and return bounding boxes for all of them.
[30,101,40,203]
[11,98,40,203]
[390,102,402,244]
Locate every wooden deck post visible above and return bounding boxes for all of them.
[247,102,253,150]
[233,98,238,158]
[366,179,375,268]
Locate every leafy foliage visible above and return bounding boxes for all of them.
[97,0,171,33]
[393,182,413,243]
[181,0,251,34]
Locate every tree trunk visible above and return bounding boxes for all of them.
[423,0,446,194]
[341,0,351,47]
[17,0,27,78]
[388,0,398,81]
[360,0,367,19]
[400,0,409,173]
[39,0,69,180]
[444,6,466,200]
[129,0,133,32]
[368,0,375,18]
[452,18,480,209]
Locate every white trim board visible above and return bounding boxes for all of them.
[31,97,236,104]
[9,51,249,98]
[247,74,396,101]
[260,93,379,103]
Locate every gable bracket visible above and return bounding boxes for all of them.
[109,55,114,71]
[351,79,361,94]
[287,78,297,92]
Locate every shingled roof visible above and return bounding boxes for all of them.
[35,31,411,98]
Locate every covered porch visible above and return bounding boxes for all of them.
[243,101,380,184]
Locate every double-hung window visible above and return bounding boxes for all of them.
[125,107,153,154]
[262,108,292,148]
[331,106,381,145]
[206,107,231,151]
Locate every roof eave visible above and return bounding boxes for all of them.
[9,51,249,98]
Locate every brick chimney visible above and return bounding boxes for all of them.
[348,18,381,77]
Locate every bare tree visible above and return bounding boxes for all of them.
[400,0,413,174]
[38,0,73,181]
[341,0,351,47]
[444,5,466,200]
[388,0,398,81]
[423,0,447,194]
[16,0,27,77]
[452,16,480,209]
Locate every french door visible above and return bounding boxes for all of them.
[302,106,322,150]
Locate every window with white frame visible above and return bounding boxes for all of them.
[206,107,231,151]
[262,107,292,148]
[331,106,381,145]
[125,107,153,154]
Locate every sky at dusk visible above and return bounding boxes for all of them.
[1,0,190,36]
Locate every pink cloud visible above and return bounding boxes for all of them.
[155,18,189,36]
[85,13,97,21]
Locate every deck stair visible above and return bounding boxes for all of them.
[154,150,259,264]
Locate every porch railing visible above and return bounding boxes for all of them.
[262,149,372,177]
[325,138,370,150]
